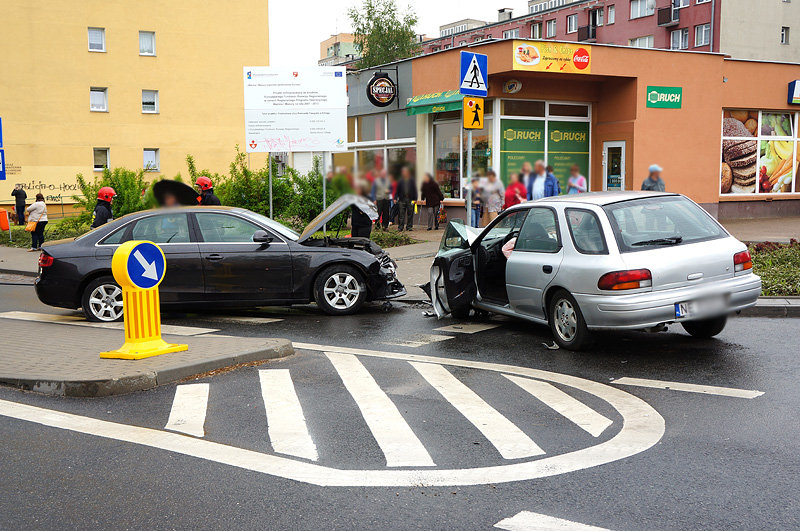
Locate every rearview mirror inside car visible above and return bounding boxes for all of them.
[253,230,273,243]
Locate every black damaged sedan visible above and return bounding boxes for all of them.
[35,195,405,321]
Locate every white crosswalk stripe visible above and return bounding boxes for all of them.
[504,375,612,438]
[259,369,318,461]
[325,352,435,467]
[409,362,545,459]
[164,383,209,437]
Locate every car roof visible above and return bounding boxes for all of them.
[506,191,679,210]
[119,205,250,219]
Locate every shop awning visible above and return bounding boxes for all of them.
[406,90,462,115]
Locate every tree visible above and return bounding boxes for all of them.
[348,0,419,68]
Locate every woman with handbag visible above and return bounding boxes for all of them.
[25,193,48,251]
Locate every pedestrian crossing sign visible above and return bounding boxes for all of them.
[463,97,485,130]
[460,51,488,97]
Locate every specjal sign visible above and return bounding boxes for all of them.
[366,72,397,107]
[646,86,683,109]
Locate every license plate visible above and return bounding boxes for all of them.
[675,295,727,319]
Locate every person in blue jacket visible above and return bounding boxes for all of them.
[527,160,561,200]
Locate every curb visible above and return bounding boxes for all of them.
[0,267,37,278]
[739,305,800,318]
[0,338,294,398]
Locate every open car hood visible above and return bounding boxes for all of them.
[297,194,378,243]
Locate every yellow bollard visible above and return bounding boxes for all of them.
[100,240,188,359]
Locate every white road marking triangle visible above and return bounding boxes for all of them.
[494,510,611,531]
[612,377,764,399]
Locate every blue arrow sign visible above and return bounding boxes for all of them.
[126,242,166,289]
[460,51,488,97]
[0,150,5,182]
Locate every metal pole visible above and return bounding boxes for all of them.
[268,153,273,219]
[466,129,473,227]
[322,152,327,237]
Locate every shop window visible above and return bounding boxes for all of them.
[357,114,385,142]
[357,149,385,180]
[388,147,417,179]
[721,110,798,195]
[463,119,493,183]
[433,110,462,121]
[502,100,545,117]
[434,121,462,198]
[548,103,589,117]
[387,111,415,139]
[347,117,356,143]
[332,151,354,181]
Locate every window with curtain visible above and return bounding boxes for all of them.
[90,88,108,111]
[143,149,160,171]
[139,31,156,55]
[142,90,159,113]
[88,27,105,51]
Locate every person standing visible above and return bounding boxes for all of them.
[527,160,561,200]
[195,176,222,205]
[372,169,392,230]
[91,187,116,228]
[395,166,417,231]
[483,170,505,223]
[504,173,527,209]
[420,173,444,231]
[519,161,535,192]
[466,177,484,228]
[567,164,587,194]
[11,185,27,225]
[641,164,666,192]
[26,193,48,251]
[350,184,373,239]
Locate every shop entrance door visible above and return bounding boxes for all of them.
[602,141,625,191]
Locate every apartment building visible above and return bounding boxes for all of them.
[420,0,798,61]
[0,0,269,207]
[319,33,360,66]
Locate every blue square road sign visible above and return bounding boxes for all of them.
[460,51,488,97]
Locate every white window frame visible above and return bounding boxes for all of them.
[532,22,543,39]
[503,29,520,39]
[781,26,790,45]
[88,27,105,52]
[608,5,616,24]
[142,90,159,114]
[694,23,711,47]
[595,8,604,26]
[696,0,711,4]
[671,27,689,50]
[139,31,156,56]
[93,148,109,172]
[567,14,578,34]
[90,87,108,112]
[630,0,654,19]
[143,148,160,172]
[674,0,690,8]
[629,35,654,48]
[546,19,557,38]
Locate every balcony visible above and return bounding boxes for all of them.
[577,25,597,42]
[657,7,680,27]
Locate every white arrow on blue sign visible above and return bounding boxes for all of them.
[126,242,166,289]
[460,51,488,97]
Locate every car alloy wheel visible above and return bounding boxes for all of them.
[553,298,578,343]
[89,284,124,322]
[323,273,361,310]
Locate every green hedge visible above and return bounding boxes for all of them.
[750,240,800,296]
[0,217,90,248]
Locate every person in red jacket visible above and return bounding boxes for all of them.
[504,173,527,210]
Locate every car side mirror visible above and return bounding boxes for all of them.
[253,230,273,244]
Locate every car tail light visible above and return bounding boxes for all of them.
[38,252,54,268]
[734,250,752,272]
[598,269,652,290]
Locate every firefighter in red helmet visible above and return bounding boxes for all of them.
[195,176,221,206]
[91,186,116,228]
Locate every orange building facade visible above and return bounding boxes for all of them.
[405,40,800,219]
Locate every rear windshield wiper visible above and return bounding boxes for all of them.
[631,236,683,246]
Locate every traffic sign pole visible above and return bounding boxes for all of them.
[100,240,188,360]
[466,130,473,227]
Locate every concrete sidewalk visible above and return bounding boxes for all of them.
[0,246,38,277]
[721,216,800,243]
[0,318,293,397]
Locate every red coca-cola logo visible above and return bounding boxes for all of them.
[572,48,590,69]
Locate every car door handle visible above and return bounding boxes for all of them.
[205,254,223,261]
[542,265,553,274]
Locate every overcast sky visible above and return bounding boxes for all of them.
[268,0,530,67]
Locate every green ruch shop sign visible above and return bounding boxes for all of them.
[646,86,683,109]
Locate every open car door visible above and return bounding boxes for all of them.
[429,220,481,318]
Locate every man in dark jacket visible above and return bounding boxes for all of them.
[11,185,27,225]
[396,166,417,231]
[91,187,116,229]
[420,172,444,230]
[195,176,222,206]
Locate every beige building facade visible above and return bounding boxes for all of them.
[720,0,799,62]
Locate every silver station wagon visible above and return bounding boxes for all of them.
[429,192,761,350]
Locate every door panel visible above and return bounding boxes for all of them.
[194,212,293,301]
[474,209,529,305]
[506,207,564,319]
[430,221,475,317]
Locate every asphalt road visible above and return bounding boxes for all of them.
[0,284,798,530]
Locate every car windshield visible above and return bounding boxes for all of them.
[603,195,726,252]
[241,211,300,240]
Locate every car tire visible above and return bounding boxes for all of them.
[681,315,727,339]
[81,276,124,322]
[314,264,367,316]
[548,289,590,351]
